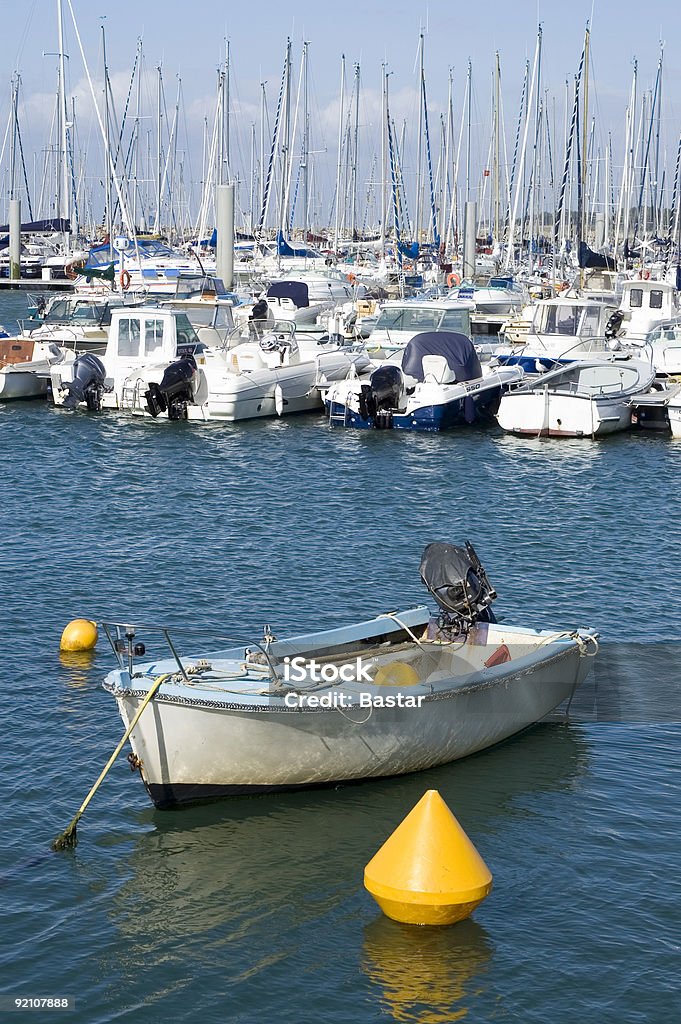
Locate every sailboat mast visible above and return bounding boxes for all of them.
[101,23,113,248]
[466,59,472,203]
[351,62,360,241]
[416,34,425,240]
[334,55,345,251]
[380,64,387,253]
[581,23,590,266]
[493,53,501,245]
[156,65,163,233]
[57,0,70,248]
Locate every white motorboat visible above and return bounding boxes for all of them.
[451,276,530,338]
[366,297,475,354]
[49,306,370,421]
[0,335,75,400]
[100,541,598,807]
[257,274,367,327]
[496,295,619,369]
[325,330,523,431]
[496,356,657,437]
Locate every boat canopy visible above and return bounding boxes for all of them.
[401,331,482,383]
[83,238,177,270]
[266,281,310,308]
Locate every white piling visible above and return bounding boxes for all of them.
[9,199,21,281]
[216,183,235,290]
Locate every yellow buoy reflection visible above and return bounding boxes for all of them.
[362,914,493,1023]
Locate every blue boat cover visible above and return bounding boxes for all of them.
[266,280,310,307]
[275,230,320,258]
[401,331,482,383]
[0,217,70,233]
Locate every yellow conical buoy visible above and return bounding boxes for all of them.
[364,789,493,926]
[60,619,98,652]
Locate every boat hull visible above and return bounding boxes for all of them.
[112,643,591,807]
[327,387,501,431]
[497,391,633,437]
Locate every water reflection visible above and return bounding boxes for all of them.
[106,725,590,949]
[362,915,492,1024]
[58,649,97,687]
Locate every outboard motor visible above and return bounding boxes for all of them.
[419,540,497,637]
[604,309,625,344]
[61,353,107,411]
[358,363,403,428]
[145,355,198,420]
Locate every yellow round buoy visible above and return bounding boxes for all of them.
[364,789,493,926]
[60,619,98,652]
[373,661,420,687]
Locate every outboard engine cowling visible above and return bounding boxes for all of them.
[61,353,107,411]
[358,363,404,428]
[419,540,497,634]
[145,355,198,420]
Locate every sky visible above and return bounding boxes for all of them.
[0,0,680,230]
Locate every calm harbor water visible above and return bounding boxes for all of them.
[1,289,680,1022]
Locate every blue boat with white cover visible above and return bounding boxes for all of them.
[325,331,523,431]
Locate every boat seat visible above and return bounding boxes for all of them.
[196,326,224,348]
[421,354,457,384]
[231,346,266,372]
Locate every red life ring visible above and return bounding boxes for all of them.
[446,272,461,288]
[120,269,132,291]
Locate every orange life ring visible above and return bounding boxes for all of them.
[446,272,461,288]
[347,272,357,285]
[120,269,132,291]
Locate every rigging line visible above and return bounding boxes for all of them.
[258,47,287,236]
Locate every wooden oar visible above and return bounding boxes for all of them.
[51,673,170,851]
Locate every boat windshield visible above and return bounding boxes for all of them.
[375,306,470,334]
[541,303,601,338]
[43,299,111,325]
[225,319,296,348]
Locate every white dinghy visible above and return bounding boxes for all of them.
[101,542,598,808]
[496,356,657,437]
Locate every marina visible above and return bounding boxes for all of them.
[2,2,681,1022]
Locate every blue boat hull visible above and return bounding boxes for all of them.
[327,388,502,432]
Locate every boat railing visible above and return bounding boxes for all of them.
[101,621,282,690]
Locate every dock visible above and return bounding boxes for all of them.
[0,279,74,291]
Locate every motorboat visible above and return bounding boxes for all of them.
[14,292,142,356]
[612,278,681,346]
[496,356,657,437]
[100,541,598,807]
[496,296,620,369]
[0,335,75,400]
[325,330,523,431]
[450,276,529,338]
[49,306,370,421]
[365,297,475,354]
